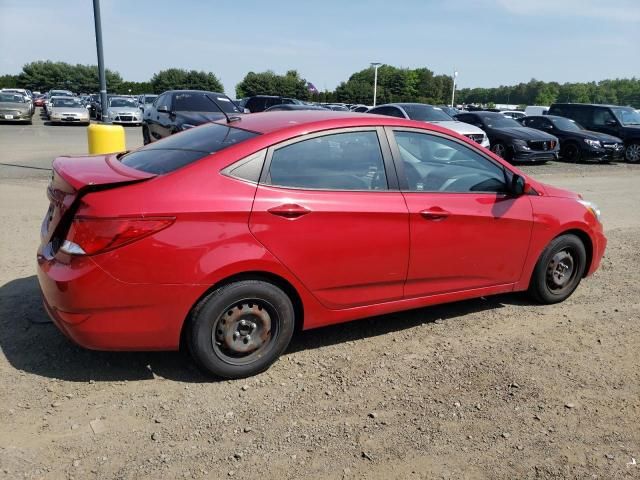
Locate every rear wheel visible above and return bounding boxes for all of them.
[625,142,640,163]
[188,280,295,379]
[562,142,581,162]
[528,234,586,304]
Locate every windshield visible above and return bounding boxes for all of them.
[550,117,583,131]
[50,90,73,97]
[611,107,640,126]
[402,105,453,122]
[0,93,26,103]
[53,98,83,108]
[481,114,521,128]
[109,98,137,108]
[120,123,259,174]
[173,92,240,113]
[144,96,157,104]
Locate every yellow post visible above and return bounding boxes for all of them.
[87,123,126,154]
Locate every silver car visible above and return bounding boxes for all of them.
[105,97,143,125]
[48,97,90,125]
[0,92,34,124]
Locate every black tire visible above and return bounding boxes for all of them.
[142,125,151,145]
[625,142,640,163]
[562,142,581,162]
[528,234,587,304]
[490,142,509,160]
[188,280,295,379]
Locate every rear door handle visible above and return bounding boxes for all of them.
[268,203,311,219]
[420,208,450,221]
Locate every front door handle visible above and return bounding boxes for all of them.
[420,208,450,221]
[268,204,311,219]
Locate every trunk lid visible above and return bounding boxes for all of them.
[42,154,155,250]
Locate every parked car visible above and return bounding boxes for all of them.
[455,111,559,163]
[36,111,606,379]
[48,96,90,125]
[137,94,158,114]
[242,95,299,113]
[142,90,243,144]
[2,88,34,113]
[0,91,34,123]
[368,103,490,148]
[322,104,350,111]
[502,110,526,120]
[102,96,143,126]
[524,105,549,116]
[265,104,328,111]
[437,105,461,117]
[350,104,371,113]
[518,115,624,162]
[33,95,46,107]
[547,103,640,163]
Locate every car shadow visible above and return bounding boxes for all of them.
[0,275,533,383]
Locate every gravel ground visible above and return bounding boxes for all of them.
[0,122,639,479]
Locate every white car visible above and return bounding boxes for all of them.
[367,103,490,148]
[502,110,526,120]
[104,96,143,125]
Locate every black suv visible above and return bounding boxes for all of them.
[142,90,242,144]
[241,95,299,113]
[455,111,559,163]
[548,103,640,162]
[519,115,624,162]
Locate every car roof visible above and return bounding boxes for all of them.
[552,103,630,109]
[215,110,458,136]
[163,90,226,96]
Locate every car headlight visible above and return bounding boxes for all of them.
[578,199,601,222]
[513,139,531,151]
[181,123,196,130]
[584,139,601,148]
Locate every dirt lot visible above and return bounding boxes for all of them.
[0,123,639,479]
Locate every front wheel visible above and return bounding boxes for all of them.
[188,280,295,379]
[491,142,509,159]
[562,142,582,162]
[625,142,640,163]
[528,234,587,304]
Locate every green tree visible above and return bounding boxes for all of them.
[235,70,310,99]
[150,68,224,94]
[16,61,122,93]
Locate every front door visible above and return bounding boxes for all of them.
[388,129,533,298]
[250,129,410,309]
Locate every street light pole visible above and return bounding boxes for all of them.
[371,62,382,107]
[451,69,458,107]
[92,0,108,122]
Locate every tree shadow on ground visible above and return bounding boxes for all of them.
[0,275,535,384]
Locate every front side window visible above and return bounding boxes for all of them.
[393,131,507,193]
[593,108,616,127]
[173,92,239,113]
[267,131,388,191]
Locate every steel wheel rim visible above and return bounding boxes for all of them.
[546,249,577,293]
[492,144,506,158]
[211,298,278,366]
[626,144,640,163]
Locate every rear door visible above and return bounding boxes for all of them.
[249,128,410,309]
[387,128,533,297]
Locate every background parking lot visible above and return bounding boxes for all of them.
[0,120,639,479]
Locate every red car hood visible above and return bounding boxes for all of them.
[536,181,581,199]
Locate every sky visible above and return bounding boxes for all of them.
[1,0,639,96]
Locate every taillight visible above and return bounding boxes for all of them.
[60,216,174,255]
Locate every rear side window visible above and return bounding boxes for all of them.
[120,123,259,174]
[267,131,388,191]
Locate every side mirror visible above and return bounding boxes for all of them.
[510,174,529,196]
[157,105,170,114]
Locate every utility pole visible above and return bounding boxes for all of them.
[371,63,382,107]
[451,69,458,107]
[92,0,108,122]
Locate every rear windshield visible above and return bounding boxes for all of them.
[119,123,259,174]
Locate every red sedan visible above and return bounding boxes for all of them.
[37,111,606,378]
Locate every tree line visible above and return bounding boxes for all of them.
[2,61,639,108]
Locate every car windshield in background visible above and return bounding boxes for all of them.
[174,93,240,113]
[611,107,640,126]
[403,105,453,122]
[144,96,157,104]
[119,123,259,174]
[0,93,25,103]
[51,91,73,97]
[482,114,521,128]
[551,117,583,131]
[109,98,137,108]
[53,98,83,107]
